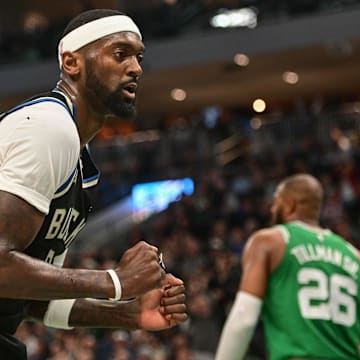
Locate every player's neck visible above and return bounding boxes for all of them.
[56,80,105,148]
[291,218,322,231]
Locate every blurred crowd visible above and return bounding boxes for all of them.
[14,104,360,359]
[1,0,359,65]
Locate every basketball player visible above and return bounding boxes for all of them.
[215,173,360,359]
[0,9,187,359]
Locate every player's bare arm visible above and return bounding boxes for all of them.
[240,227,286,297]
[0,191,163,301]
[27,274,187,330]
[215,227,286,360]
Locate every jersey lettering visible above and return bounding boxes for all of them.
[44,249,68,266]
[297,267,357,326]
[45,208,86,248]
[63,218,86,247]
[45,209,66,239]
[58,208,79,239]
[45,249,56,264]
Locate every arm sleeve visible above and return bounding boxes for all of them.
[0,102,80,214]
[215,291,262,360]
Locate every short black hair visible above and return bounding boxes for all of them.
[62,9,125,37]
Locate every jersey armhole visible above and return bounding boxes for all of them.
[275,225,289,244]
[54,167,78,199]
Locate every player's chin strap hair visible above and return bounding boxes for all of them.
[58,15,142,68]
[215,291,262,360]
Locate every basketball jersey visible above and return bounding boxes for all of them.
[262,221,360,360]
[0,91,100,334]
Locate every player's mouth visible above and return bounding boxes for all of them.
[122,82,137,100]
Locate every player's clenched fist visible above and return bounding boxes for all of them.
[137,273,187,330]
[115,241,164,299]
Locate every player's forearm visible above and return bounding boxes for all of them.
[215,292,262,360]
[27,298,140,329]
[0,249,114,300]
[69,298,140,329]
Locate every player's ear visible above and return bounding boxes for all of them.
[286,197,297,216]
[61,51,83,76]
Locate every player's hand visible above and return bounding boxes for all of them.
[115,241,164,299]
[137,273,187,330]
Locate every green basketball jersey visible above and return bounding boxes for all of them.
[262,221,360,360]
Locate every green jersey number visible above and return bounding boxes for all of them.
[297,268,357,326]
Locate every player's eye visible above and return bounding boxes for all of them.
[137,54,144,64]
[114,51,125,60]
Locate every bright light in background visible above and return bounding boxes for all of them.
[132,178,195,222]
[210,8,258,29]
[282,71,299,84]
[234,53,250,67]
[252,98,266,113]
[171,88,187,102]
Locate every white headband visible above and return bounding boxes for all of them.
[58,15,142,68]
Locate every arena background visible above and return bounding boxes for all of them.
[1,1,360,359]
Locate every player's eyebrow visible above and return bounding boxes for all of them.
[110,41,145,54]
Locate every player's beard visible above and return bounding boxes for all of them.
[85,59,136,119]
[272,207,285,225]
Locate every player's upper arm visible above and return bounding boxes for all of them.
[0,101,80,214]
[0,190,45,251]
[240,228,283,298]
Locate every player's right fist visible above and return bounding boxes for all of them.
[115,241,164,299]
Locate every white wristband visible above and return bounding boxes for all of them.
[106,269,122,301]
[43,299,76,330]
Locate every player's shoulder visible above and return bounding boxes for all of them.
[343,240,360,261]
[20,96,74,122]
[4,97,79,147]
[250,226,284,242]
[5,94,73,122]
[245,226,284,253]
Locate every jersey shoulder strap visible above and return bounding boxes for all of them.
[0,90,73,121]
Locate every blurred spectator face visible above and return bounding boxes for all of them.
[171,332,190,349]
[213,252,232,275]
[48,343,69,360]
[229,226,245,251]
[186,269,210,296]
[184,234,201,256]
[113,348,130,360]
[175,347,193,360]
[189,294,212,319]
[23,11,48,33]
[211,219,227,240]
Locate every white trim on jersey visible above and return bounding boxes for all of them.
[276,224,290,244]
[54,169,78,199]
[52,89,75,116]
[82,177,99,189]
